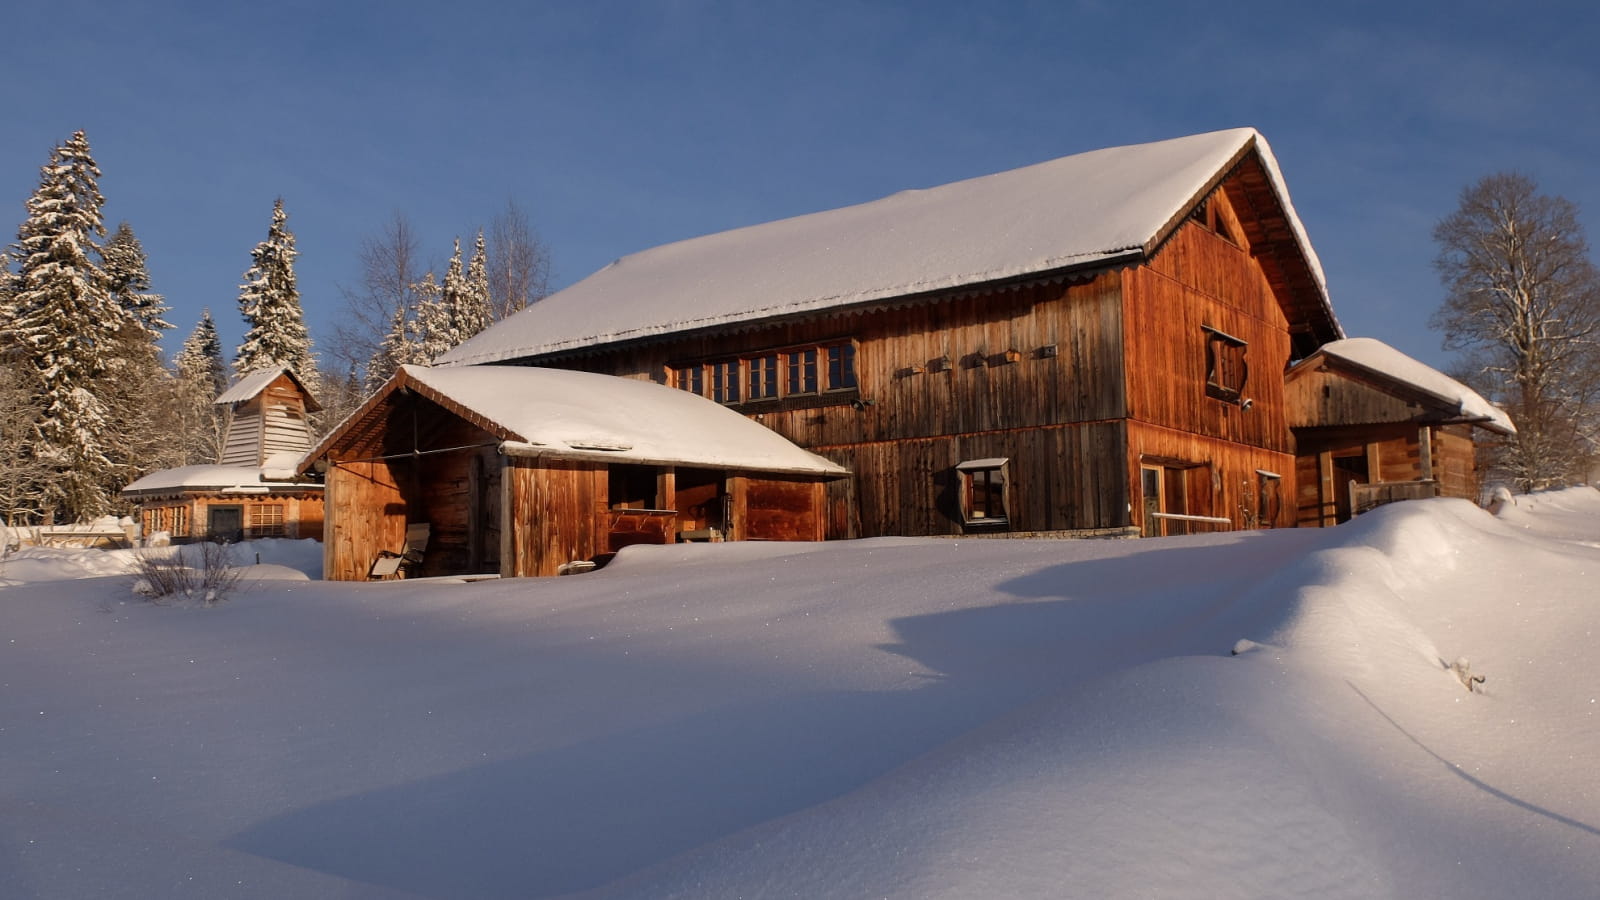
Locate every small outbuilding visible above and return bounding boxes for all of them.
[1286,338,1515,525]
[299,365,849,580]
[122,367,325,542]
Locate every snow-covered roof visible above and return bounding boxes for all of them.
[1301,338,1516,434]
[121,463,321,498]
[215,366,320,411]
[439,128,1337,366]
[304,365,849,477]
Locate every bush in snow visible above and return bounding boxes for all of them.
[131,542,241,606]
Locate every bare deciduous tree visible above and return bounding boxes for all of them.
[0,362,48,528]
[331,212,425,381]
[1432,172,1600,491]
[486,199,551,320]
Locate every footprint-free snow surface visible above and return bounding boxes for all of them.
[3,492,1598,898]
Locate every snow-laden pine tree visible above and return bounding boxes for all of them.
[367,301,428,392]
[99,220,182,487]
[235,198,317,384]
[174,310,229,464]
[462,230,494,340]
[102,222,171,338]
[5,131,122,521]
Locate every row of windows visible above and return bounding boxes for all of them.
[142,505,191,537]
[672,342,857,405]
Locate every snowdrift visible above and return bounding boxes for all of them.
[2,492,1597,898]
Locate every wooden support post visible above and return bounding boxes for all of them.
[1418,425,1434,481]
[1318,451,1336,527]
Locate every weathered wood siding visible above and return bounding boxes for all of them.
[1118,192,1301,533]
[742,477,827,541]
[544,274,1128,537]
[505,459,603,578]
[1433,425,1480,500]
[1126,421,1296,530]
[1292,423,1482,526]
[324,460,406,580]
[812,421,1129,535]
[219,374,316,466]
[1125,217,1294,453]
[1284,364,1433,429]
[136,493,323,544]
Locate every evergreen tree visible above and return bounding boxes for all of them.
[235,198,316,383]
[462,230,494,340]
[6,131,120,521]
[175,310,229,464]
[367,302,425,391]
[99,220,181,492]
[102,222,171,338]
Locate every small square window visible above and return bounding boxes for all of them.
[1204,328,1248,402]
[956,458,1009,526]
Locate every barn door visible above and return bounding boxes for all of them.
[208,506,243,543]
[1140,465,1189,536]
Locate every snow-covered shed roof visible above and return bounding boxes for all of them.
[1290,338,1515,434]
[438,127,1339,367]
[121,457,322,499]
[300,365,849,477]
[216,366,321,412]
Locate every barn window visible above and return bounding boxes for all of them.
[827,343,858,391]
[747,353,779,400]
[673,363,704,395]
[786,348,818,395]
[250,503,286,537]
[1203,327,1248,402]
[956,458,1009,526]
[711,360,741,404]
[669,340,858,406]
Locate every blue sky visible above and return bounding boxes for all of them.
[5,0,1597,375]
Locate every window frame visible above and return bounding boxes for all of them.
[668,339,859,409]
[956,457,1010,527]
[249,503,286,538]
[1203,326,1248,403]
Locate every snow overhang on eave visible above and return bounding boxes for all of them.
[460,256,1140,368]
[497,441,850,479]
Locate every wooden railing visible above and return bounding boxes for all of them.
[1351,480,1439,516]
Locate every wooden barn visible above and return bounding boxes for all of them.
[299,365,848,580]
[436,128,1345,538]
[1286,338,1515,525]
[121,367,324,542]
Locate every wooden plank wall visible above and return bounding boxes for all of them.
[1120,189,1301,534]
[1126,421,1297,530]
[1124,217,1295,453]
[1433,425,1480,500]
[815,421,1129,535]
[324,460,405,580]
[556,274,1129,538]
[505,459,602,577]
[742,477,826,541]
[218,409,262,465]
[1285,365,1430,429]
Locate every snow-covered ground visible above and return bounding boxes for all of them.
[3,492,1597,899]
